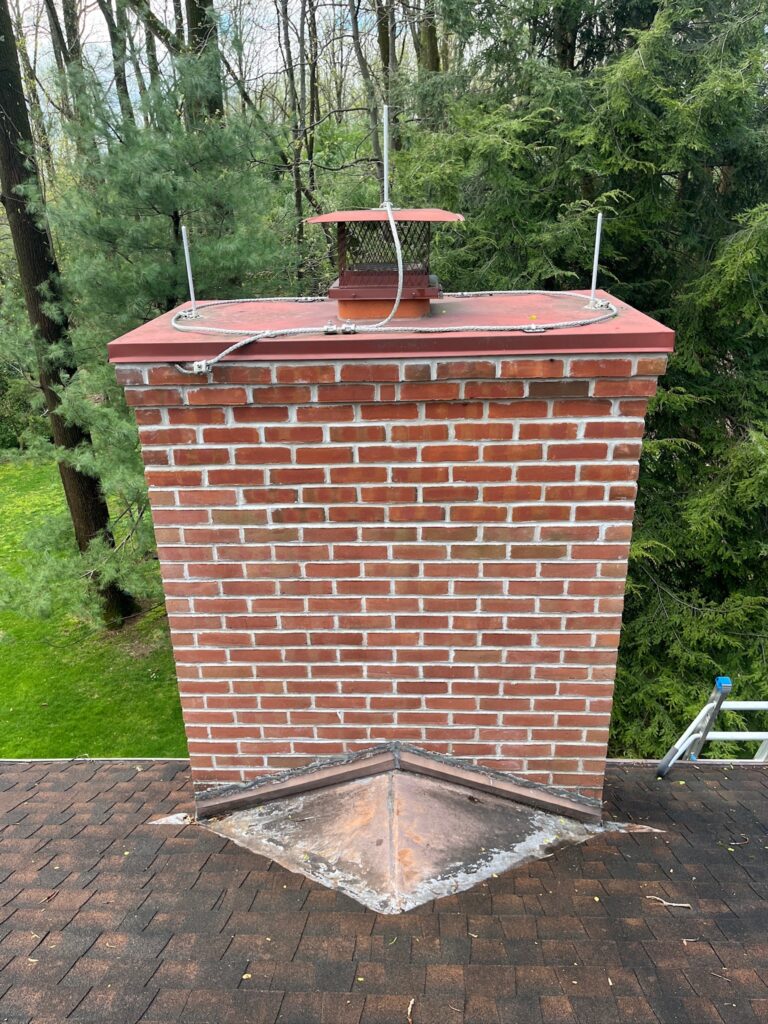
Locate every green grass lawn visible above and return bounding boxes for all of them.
[0,461,188,758]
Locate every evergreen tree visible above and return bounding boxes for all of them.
[0,0,137,625]
[20,82,292,621]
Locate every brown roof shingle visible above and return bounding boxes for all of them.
[0,760,766,1023]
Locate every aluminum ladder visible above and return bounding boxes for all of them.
[656,676,768,778]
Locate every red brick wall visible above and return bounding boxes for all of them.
[118,354,666,799]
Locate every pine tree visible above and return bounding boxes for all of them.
[0,0,138,626]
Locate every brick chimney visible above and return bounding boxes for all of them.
[109,285,672,806]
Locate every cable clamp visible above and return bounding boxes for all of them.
[521,324,546,333]
[191,360,210,375]
[586,299,611,310]
[323,321,339,335]
[178,309,203,321]
[341,323,358,334]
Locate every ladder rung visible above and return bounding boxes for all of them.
[704,732,768,742]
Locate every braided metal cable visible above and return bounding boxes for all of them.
[171,283,617,376]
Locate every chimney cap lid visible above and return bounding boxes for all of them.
[306,207,463,224]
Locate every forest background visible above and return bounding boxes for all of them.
[0,0,767,758]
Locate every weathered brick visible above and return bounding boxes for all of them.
[361,402,420,421]
[484,444,542,462]
[276,363,335,384]
[169,407,227,424]
[594,378,658,397]
[436,360,496,379]
[133,407,163,424]
[483,485,542,502]
[187,386,248,405]
[140,427,197,445]
[464,381,525,400]
[114,365,145,385]
[234,405,290,422]
[234,446,292,464]
[455,423,515,441]
[330,425,387,442]
[392,424,449,442]
[252,384,312,404]
[125,386,183,406]
[548,443,608,461]
[501,358,564,378]
[400,382,460,401]
[637,356,668,375]
[263,426,325,443]
[213,364,273,384]
[571,358,632,377]
[529,380,588,398]
[554,399,612,417]
[146,469,202,487]
[317,383,376,403]
[488,401,549,419]
[174,448,230,465]
[341,362,400,381]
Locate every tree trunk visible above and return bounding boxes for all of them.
[403,0,421,63]
[306,0,320,193]
[114,0,137,111]
[419,0,440,72]
[61,0,82,64]
[11,4,56,184]
[347,0,384,196]
[278,0,306,283]
[329,2,347,119]
[372,0,398,135]
[145,16,161,86]
[95,0,135,123]
[123,12,149,100]
[185,0,224,117]
[552,2,579,71]
[173,0,184,40]
[43,0,73,117]
[0,0,137,626]
[59,0,98,143]
[386,1,400,148]
[374,0,390,74]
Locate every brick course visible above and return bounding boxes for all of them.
[118,354,666,799]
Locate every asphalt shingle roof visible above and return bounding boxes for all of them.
[0,759,766,1023]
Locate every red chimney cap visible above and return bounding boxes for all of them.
[306,208,464,224]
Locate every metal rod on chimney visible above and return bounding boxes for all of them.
[382,105,390,206]
[181,225,198,317]
[588,212,603,308]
